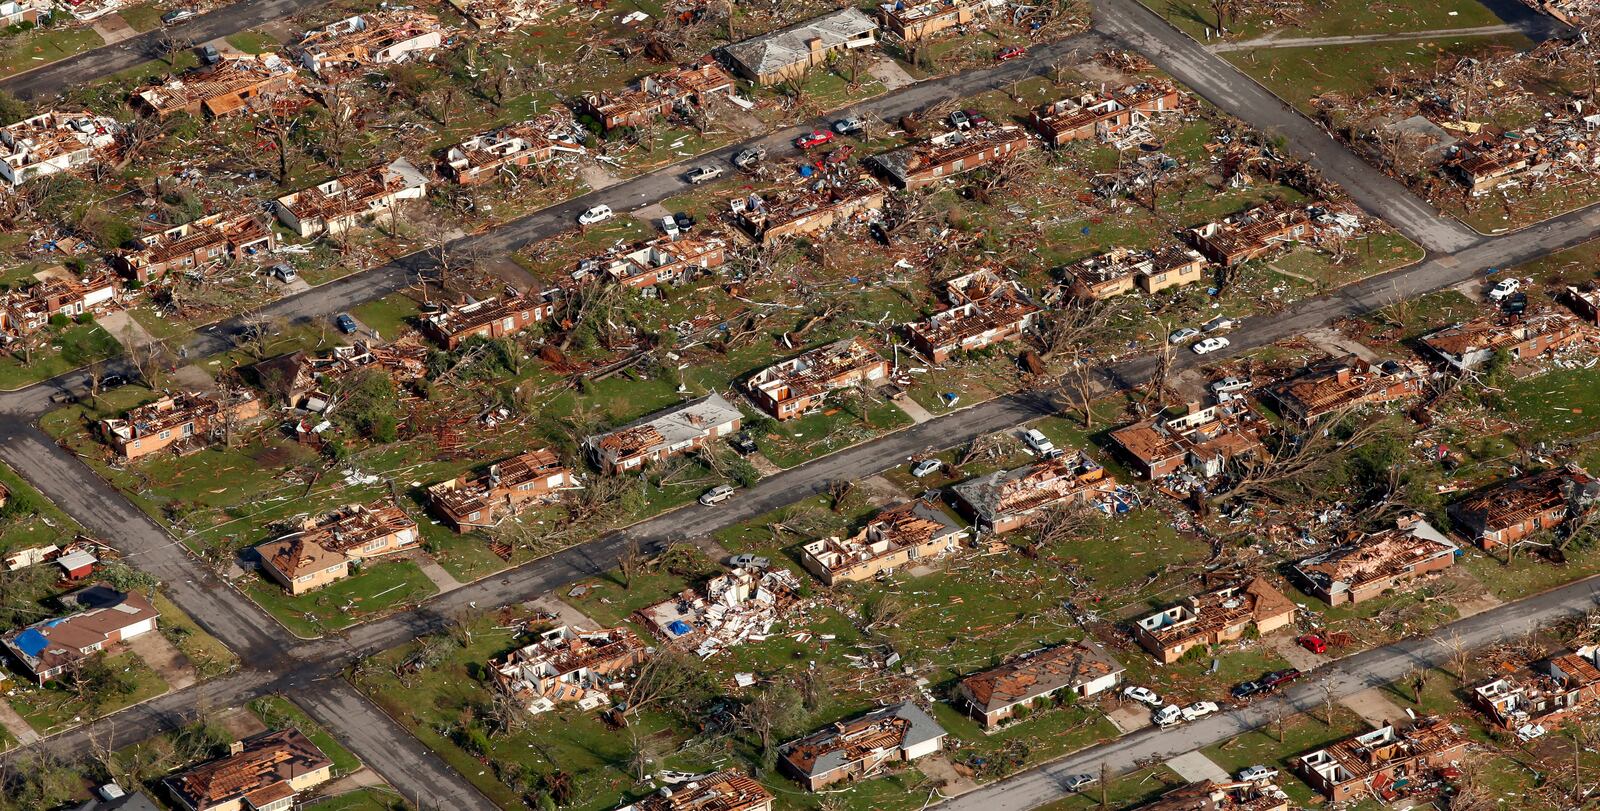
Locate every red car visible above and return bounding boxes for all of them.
[794,130,835,149]
[1297,634,1328,655]
[996,46,1026,61]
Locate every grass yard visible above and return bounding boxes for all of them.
[0,26,102,79]
[1033,765,1186,810]
[0,457,81,558]
[251,695,364,775]
[1148,0,1505,42]
[303,789,412,811]
[243,560,438,638]
[153,592,239,679]
[117,3,165,32]
[0,322,122,391]
[1496,365,1600,440]
[6,652,168,735]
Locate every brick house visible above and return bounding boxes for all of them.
[581,236,726,291]
[577,60,736,131]
[1472,645,1600,732]
[98,390,262,461]
[799,499,966,585]
[876,0,994,42]
[1449,466,1599,550]
[1031,81,1183,146]
[583,393,742,474]
[905,267,1041,363]
[254,500,419,595]
[957,640,1124,729]
[731,176,885,243]
[426,448,576,531]
[1063,245,1207,301]
[131,53,299,119]
[779,703,947,790]
[1133,577,1296,664]
[165,729,334,811]
[1108,399,1267,480]
[1263,354,1428,424]
[0,269,120,339]
[1419,307,1589,371]
[112,211,276,283]
[1186,203,1320,267]
[419,290,558,349]
[949,451,1117,533]
[745,336,888,420]
[1295,718,1467,804]
[1290,515,1457,606]
[274,157,429,238]
[867,124,1031,189]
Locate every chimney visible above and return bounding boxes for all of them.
[807,36,825,55]
[228,739,245,756]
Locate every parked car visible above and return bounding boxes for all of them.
[833,115,866,135]
[948,110,971,131]
[1237,765,1279,782]
[100,374,126,389]
[1262,668,1303,689]
[910,459,943,478]
[1297,633,1328,654]
[699,485,737,506]
[1122,685,1161,706]
[161,7,196,24]
[1063,774,1096,791]
[660,216,680,239]
[995,45,1026,61]
[1153,704,1183,727]
[673,212,696,231]
[577,204,613,225]
[1022,428,1054,456]
[1181,701,1220,721]
[1230,680,1265,701]
[960,109,990,127]
[733,145,767,169]
[1192,337,1230,355]
[267,264,298,283]
[1488,277,1521,301]
[728,553,770,569]
[1502,291,1528,314]
[1202,315,1237,333]
[729,433,759,456]
[335,313,358,334]
[1210,376,1250,395]
[199,44,221,64]
[1168,327,1199,344]
[794,129,835,149]
[685,164,724,184]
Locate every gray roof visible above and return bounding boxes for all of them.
[585,391,744,456]
[723,8,877,77]
[783,701,946,777]
[73,788,162,811]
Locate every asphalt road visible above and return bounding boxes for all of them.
[942,574,1600,810]
[0,0,324,100]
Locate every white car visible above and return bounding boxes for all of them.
[910,459,943,478]
[578,205,614,225]
[1181,701,1220,721]
[699,485,736,505]
[1153,704,1183,727]
[685,165,724,184]
[1203,315,1237,333]
[1122,686,1161,707]
[728,553,770,569]
[1488,278,1521,301]
[1237,765,1279,782]
[1192,337,1230,355]
[1168,327,1199,344]
[1022,428,1054,456]
[1210,376,1250,395]
[661,216,680,239]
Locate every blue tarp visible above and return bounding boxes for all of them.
[13,628,47,657]
[666,620,692,637]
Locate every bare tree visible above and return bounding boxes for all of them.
[618,537,643,590]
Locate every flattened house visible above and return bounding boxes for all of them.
[443,110,587,186]
[1263,354,1427,424]
[0,111,121,187]
[745,336,887,420]
[611,770,773,811]
[1472,645,1600,733]
[490,625,647,714]
[867,125,1031,189]
[1032,81,1183,146]
[957,640,1124,729]
[131,53,299,120]
[1419,307,1589,371]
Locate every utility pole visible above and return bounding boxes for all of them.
[1099,761,1109,809]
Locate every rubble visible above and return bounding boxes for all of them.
[131,53,300,119]
[294,11,451,80]
[0,111,121,187]
[634,564,804,658]
[489,625,648,714]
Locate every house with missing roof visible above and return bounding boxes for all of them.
[164,729,334,811]
[1290,515,1457,606]
[905,267,1042,363]
[721,8,877,85]
[745,336,888,421]
[949,451,1117,533]
[1133,577,1295,664]
[1108,399,1267,481]
[957,640,1123,729]
[1448,465,1599,551]
[427,448,576,532]
[1262,354,1428,425]
[2,587,158,684]
[611,769,774,811]
[1419,307,1589,371]
[799,499,966,585]
[779,702,947,790]
[583,392,742,474]
[1294,718,1467,804]
[1472,645,1600,734]
[253,500,419,595]
[489,625,648,714]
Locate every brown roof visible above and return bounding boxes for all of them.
[165,729,332,811]
[1,588,157,676]
[256,535,346,580]
[961,641,1123,712]
[633,769,772,811]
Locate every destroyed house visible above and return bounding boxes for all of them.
[255,500,419,595]
[950,452,1116,533]
[1108,399,1267,480]
[1565,285,1600,326]
[1186,204,1314,267]
[1290,515,1457,606]
[876,0,991,42]
[746,336,888,420]
[443,111,586,185]
[612,769,774,811]
[580,236,727,291]
[427,448,575,531]
[490,625,647,714]
[295,12,446,78]
[0,111,120,187]
[131,53,299,119]
[1445,129,1551,195]
[164,729,334,811]
[578,61,736,131]
[957,640,1124,729]
[419,290,558,349]
[905,270,1040,363]
[446,0,548,30]
[799,499,965,585]
[1263,354,1427,424]
[1133,577,1295,664]
[1132,780,1290,811]
[1472,645,1600,731]
[634,566,802,658]
[1031,81,1183,147]
[98,390,261,461]
[112,211,276,282]
[722,7,877,85]
[1295,718,1467,804]
[867,125,1031,189]
[0,271,119,339]
[274,157,429,238]
[1419,307,1588,371]
[1449,466,1598,550]
[779,702,947,790]
[584,392,742,473]
[1064,245,1207,300]
[0,0,50,27]
[1,588,156,684]
[732,176,885,243]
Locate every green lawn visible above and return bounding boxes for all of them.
[0,26,102,78]
[1148,0,1505,43]
[243,560,439,638]
[153,592,239,680]
[1202,706,1371,807]
[303,789,411,811]
[251,695,364,775]
[1033,765,1186,810]
[117,3,165,32]
[1497,366,1600,439]
[0,457,82,558]
[6,652,168,734]
[0,322,122,391]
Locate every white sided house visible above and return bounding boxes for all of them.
[0,112,120,187]
[274,157,429,237]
